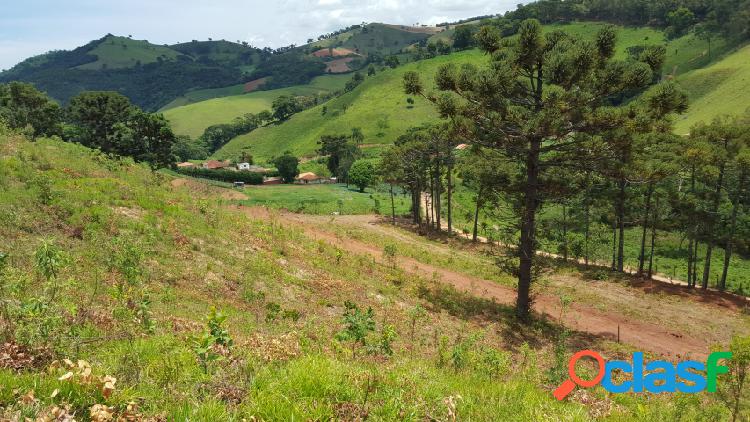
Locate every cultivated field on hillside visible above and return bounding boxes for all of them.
[674,44,750,134]
[163,74,349,138]
[76,35,180,70]
[213,23,734,162]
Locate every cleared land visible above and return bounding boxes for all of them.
[237,183,410,215]
[163,74,350,138]
[214,50,482,161]
[77,35,180,70]
[674,44,750,134]
[2,130,747,420]
[214,23,727,162]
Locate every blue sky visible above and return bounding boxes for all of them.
[0,0,521,70]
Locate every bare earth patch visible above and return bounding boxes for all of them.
[232,205,749,359]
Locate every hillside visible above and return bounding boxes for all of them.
[0,35,335,111]
[2,126,746,420]
[76,36,181,70]
[0,35,253,110]
[311,23,438,56]
[163,74,350,138]
[214,51,476,162]
[213,22,727,162]
[674,44,750,134]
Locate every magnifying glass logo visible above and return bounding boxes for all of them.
[553,350,606,400]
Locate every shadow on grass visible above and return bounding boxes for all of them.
[575,264,750,311]
[415,279,634,355]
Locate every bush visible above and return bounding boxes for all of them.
[176,167,263,184]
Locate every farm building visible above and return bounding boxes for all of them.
[177,162,196,168]
[296,172,323,184]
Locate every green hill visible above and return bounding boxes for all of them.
[76,35,181,70]
[311,23,437,56]
[163,74,350,138]
[214,22,727,162]
[214,51,478,162]
[674,44,750,134]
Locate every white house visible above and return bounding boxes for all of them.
[237,162,251,171]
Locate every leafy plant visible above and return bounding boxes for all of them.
[207,307,233,347]
[192,332,222,375]
[34,239,66,301]
[717,335,750,422]
[336,301,375,354]
[383,244,397,269]
[265,302,281,323]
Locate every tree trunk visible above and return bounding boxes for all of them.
[648,196,658,279]
[688,237,693,287]
[720,171,746,290]
[389,184,396,225]
[472,186,483,242]
[616,177,626,272]
[638,182,654,276]
[517,139,541,321]
[693,241,700,286]
[702,162,726,289]
[562,203,568,262]
[611,218,618,271]
[434,163,442,231]
[584,180,591,266]
[447,161,453,235]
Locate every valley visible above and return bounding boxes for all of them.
[2,1,750,420]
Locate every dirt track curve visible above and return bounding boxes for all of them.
[233,206,750,359]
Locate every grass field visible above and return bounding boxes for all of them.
[1,125,746,420]
[237,183,411,215]
[214,50,485,161]
[162,74,350,138]
[311,23,433,56]
[448,184,750,295]
[158,84,247,111]
[214,23,734,162]
[76,35,180,70]
[674,44,750,134]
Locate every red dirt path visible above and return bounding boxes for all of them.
[234,206,746,359]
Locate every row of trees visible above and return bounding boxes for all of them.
[500,0,749,42]
[1,82,177,168]
[383,20,698,320]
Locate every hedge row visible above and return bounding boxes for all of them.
[176,167,264,184]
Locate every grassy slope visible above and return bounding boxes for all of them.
[77,36,180,70]
[214,50,483,162]
[214,23,682,162]
[311,23,432,56]
[2,127,727,420]
[163,74,350,138]
[674,44,750,134]
[238,183,411,215]
[450,183,750,295]
[158,84,247,111]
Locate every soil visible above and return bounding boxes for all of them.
[325,58,355,73]
[244,77,269,93]
[233,206,750,359]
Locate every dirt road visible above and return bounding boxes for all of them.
[235,206,750,358]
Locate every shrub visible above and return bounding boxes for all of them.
[335,301,376,355]
[176,167,264,184]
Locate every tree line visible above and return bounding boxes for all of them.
[1,82,177,169]
[379,19,750,321]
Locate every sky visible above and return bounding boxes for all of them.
[0,0,521,70]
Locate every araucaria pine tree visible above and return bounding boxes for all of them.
[404,19,687,319]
